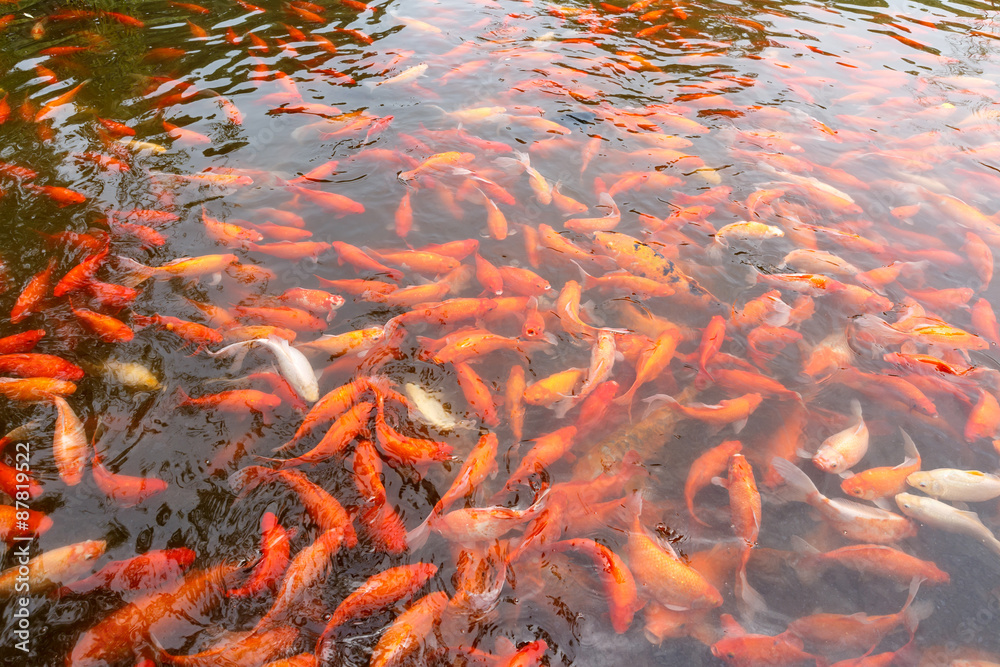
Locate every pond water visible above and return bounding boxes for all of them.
[1,0,1000,664]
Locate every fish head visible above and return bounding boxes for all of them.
[115,361,161,391]
[691,583,724,610]
[711,637,743,662]
[812,448,845,475]
[301,384,319,403]
[905,471,941,497]
[79,540,108,561]
[895,492,921,514]
[839,475,871,500]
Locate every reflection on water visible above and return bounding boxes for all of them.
[1,0,1000,664]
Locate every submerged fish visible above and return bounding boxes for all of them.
[895,493,1000,558]
[812,399,868,474]
[209,336,319,403]
[16,1,1000,664]
[906,468,1000,502]
[404,382,473,432]
[772,458,916,543]
[0,540,106,599]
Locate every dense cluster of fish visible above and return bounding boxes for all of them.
[2,0,1000,664]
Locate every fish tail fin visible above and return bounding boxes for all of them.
[901,576,923,612]
[574,262,599,291]
[612,382,638,408]
[904,599,934,636]
[552,395,577,420]
[732,414,750,435]
[901,577,932,635]
[114,255,155,288]
[227,465,272,496]
[887,576,926,642]
[788,536,822,584]
[641,393,678,419]
[849,397,863,420]
[899,428,920,466]
[735,561,769,624]
[769,457,818,504]
[405,513,434,551]
[173,387,192,408]
[219,342,252,372]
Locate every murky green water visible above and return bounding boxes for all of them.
[2,0,1000,664]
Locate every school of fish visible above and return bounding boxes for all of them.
[2,0,1000,664]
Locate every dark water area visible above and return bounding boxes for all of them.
[1,0,1000,664]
